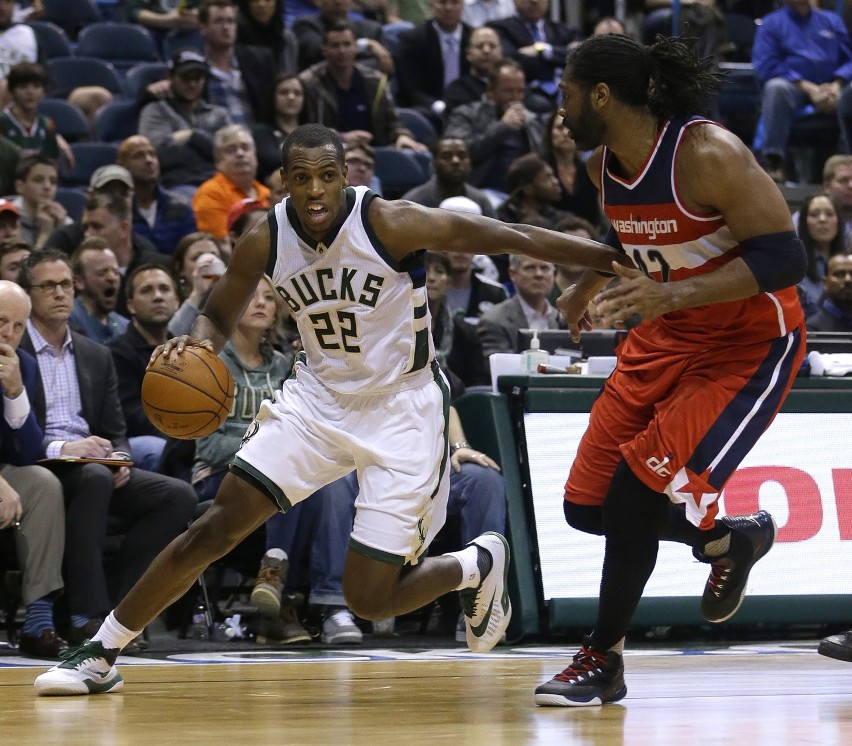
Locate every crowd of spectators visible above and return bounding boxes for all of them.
[2,0,852,657]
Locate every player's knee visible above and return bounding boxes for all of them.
[563,500,604,536]
[602,461,667,543]
[343,589,388,621]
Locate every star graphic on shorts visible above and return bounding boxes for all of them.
[676,467,715,509]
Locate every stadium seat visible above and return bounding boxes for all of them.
[373,147,429,200]
[26,21,73,60]
[94,100,141,143]
[716,62,760,146]
[724,12,757,64]
[59,142,119,188]
[38,98,91,142]
[123,61,168,102]
[397,108,438,150]
[381,21,413,57]
[76,22,161,74]
[161,30,205,62]
[47,57,125,98]
[42,0,101,40]
[54,187,89,221]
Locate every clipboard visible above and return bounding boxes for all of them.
[38,456,134,468]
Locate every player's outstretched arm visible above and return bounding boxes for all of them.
[368,198,628,274]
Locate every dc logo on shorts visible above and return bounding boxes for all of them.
[240,419,260,448]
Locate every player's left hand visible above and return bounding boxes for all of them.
[593,261,674,328]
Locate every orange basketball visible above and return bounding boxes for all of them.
[142,347,235,440]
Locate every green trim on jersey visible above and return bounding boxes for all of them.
[265,209,278,278]
[285,186,357,251]
[231,456,292,511]
[431,359,451,498]
[349,538,406,565]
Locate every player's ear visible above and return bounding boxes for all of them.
[342,161,349,187]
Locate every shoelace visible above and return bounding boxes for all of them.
[553,645,609,683]
[59,643,107,669]
[257,565,282,585]
[708,559,734,598]
[328,609,355,627]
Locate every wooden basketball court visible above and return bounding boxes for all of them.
[2,641,851,744]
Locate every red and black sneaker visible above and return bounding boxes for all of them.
[534,636,626,707]
[700,510,776,623]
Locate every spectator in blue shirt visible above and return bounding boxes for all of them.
[116,136,197,256]
[752,0,852,182]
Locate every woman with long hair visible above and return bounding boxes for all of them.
[236,0,298,72]
[796,192,845,316]
[252,73,308,182]
[168,231,224,335]
[192,275,293,500]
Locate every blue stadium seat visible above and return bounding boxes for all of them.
[54,187,89,221]
[123,61,168,102]
[397,108,438,150]
[373,147,429,200]
[59,142,119,188]
[47,57,125,97]
[381,21,413,57]
[42,0,101,40]
[26,21,73,60]
[94,100,140,143]
[39,98,91,142]
[76,22,161,74]
[46,56,126,98]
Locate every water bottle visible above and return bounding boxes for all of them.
[190,603,210,640]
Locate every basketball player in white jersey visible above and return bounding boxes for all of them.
[35,124,626,696]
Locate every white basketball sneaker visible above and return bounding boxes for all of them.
[458,532,512,653]
[34,640,124,696]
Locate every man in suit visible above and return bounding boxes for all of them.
[18,249,197,647]
[0,279,67,658]
[198,0,276,125]
[443,26,504,117]
[394,0,472,125]
[477,252,562,356]
[488,0,579,111]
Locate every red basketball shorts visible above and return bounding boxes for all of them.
[564,325,805,528]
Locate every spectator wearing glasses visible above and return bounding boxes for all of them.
[192,124,271,240]
[344,141,382,194]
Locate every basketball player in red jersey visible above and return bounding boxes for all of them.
[534,34,807,707]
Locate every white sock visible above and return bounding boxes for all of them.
[609,637,625,656]
[265,548,287,561]
[92,611,141,652]
[448,545,481,590]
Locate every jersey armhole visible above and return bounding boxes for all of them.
[265,207,278,278]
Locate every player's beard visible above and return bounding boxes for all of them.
[565,97,606,152]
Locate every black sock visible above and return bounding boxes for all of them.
[592,460,668,651]
[659,502,730,556]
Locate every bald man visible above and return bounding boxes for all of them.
[116,135,197,256]
[0,280,67,659]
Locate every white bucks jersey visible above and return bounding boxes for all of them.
[267,186,434,394]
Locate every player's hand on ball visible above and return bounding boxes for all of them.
[149,336,214,368]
